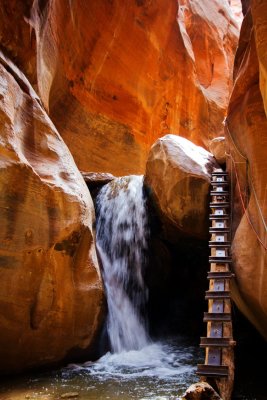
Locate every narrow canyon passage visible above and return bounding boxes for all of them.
[1,0,267,399]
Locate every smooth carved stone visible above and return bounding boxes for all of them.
[0,52,105,375]
[28,0,239,174]
[226,6,267,340]
[182,382,222,400]
[145,135,219,241]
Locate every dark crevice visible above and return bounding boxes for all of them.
[232,307,267,399]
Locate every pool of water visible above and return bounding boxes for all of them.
[0,337,203,400]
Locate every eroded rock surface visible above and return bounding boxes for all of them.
[226,3,267,339]
[27,0,239,175]
[0,0,36,85]
[0,52,104,374]
[81,172,115,188]
[145,134,219,241]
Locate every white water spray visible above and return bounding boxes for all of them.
[96,175,150,353]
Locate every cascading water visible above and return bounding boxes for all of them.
[95,175,150,353]
[2,175,203,399]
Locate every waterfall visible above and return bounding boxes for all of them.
[95,175,150,353]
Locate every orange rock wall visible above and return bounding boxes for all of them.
[0,0,36,85]
[0,52,104,374]
[252,1,267,118]
[0,0,244,374]
[226,2,267,339]
[29,0,239,175]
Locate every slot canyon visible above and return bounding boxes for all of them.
[0,1,266,399]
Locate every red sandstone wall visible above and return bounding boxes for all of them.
[0,41,104,376]
[0,0,36,85]
[28,0,239,175]
[227,1,267,339]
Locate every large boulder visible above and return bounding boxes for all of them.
[209,137,226,165]
[226,4,267,339]
[145,135,219,241]
[0,52,104,374]
[26,0,239,175]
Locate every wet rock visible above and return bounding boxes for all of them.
[81,172,116,189]
[182,382,222,400]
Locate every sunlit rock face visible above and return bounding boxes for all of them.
[29,0,239,175]
[0,52,104,374]
[226,3,267,340]
[145,135,219,241]
[230,0,243,28]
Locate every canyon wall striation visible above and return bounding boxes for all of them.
[28,0,239,175]
[226,0,267,339]
[1,0,258,375]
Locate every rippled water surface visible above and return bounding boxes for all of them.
[0,338,203,400]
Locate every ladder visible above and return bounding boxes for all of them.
[196,171,235,387]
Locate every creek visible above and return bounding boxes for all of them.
[0,337,201,399]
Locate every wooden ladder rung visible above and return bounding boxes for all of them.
[209,215,229,220]
[213,181,229,186]
[211,172,228,176]
[211,191,230,196]
[209,241,231,247]
[211,181,229,186]
[209,256,232,263]
[203,312,231,322]
[209,228,230,233]
[196,364,229,377]
[207,271,234,279]
[210,202,230,208]
[200,337,235,348]
[209,227,230,233]
[205,290,230,299]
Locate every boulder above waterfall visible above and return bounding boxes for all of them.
[209,136,226,165]
[0,52,105,374]
[145,135,219,241]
